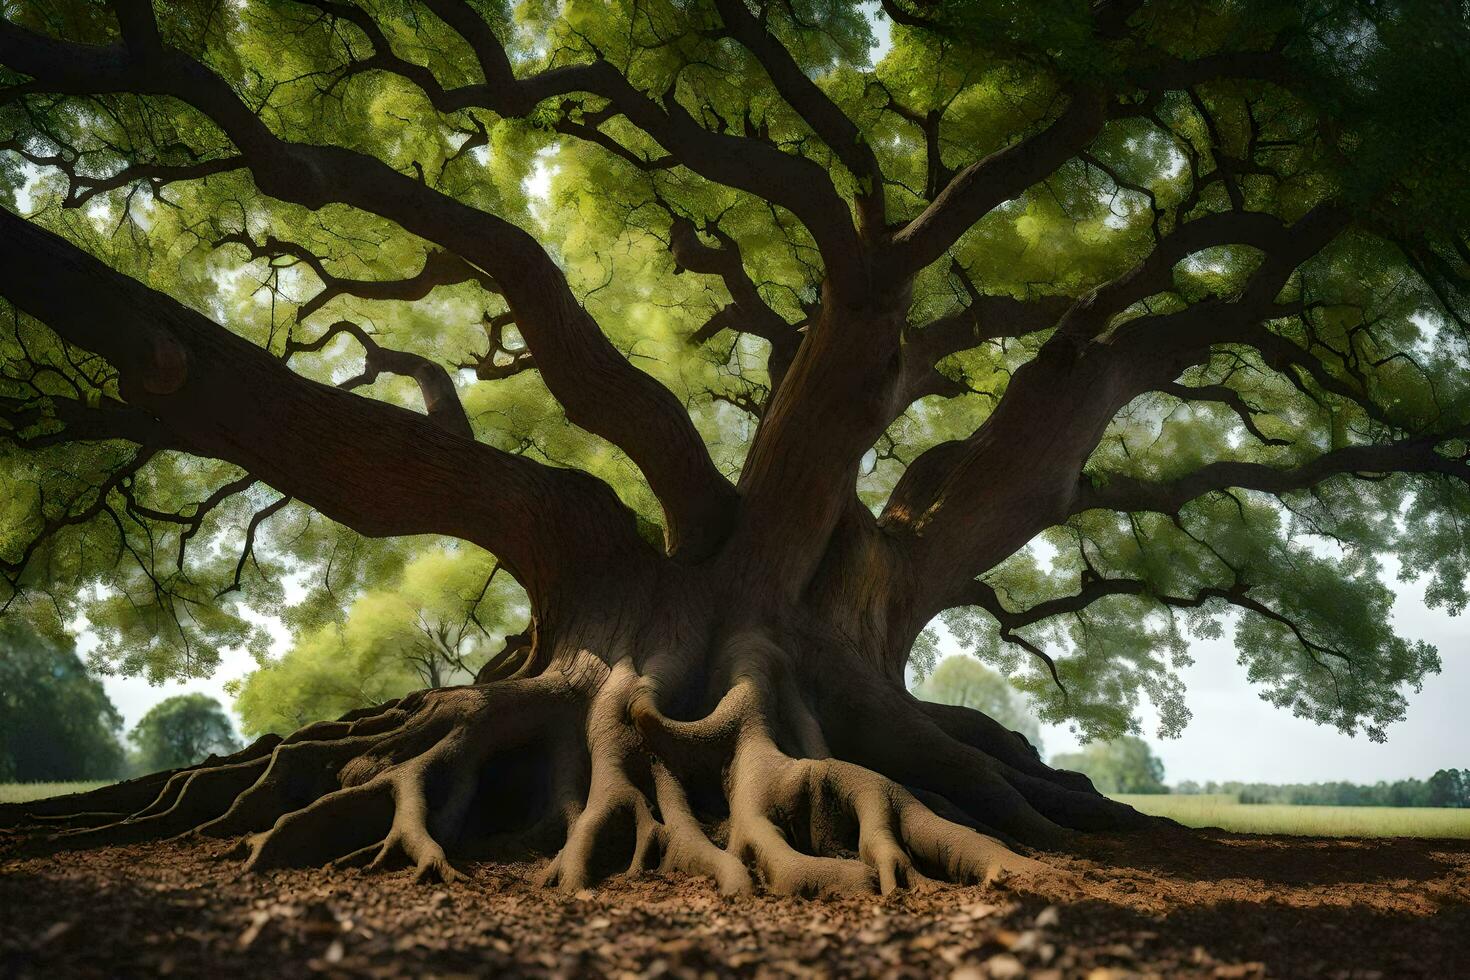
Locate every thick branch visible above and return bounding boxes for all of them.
[457,311,536,382]
[710,0,885,236]
[0,205,653,598]
[0,15,737,558]
[888,91,1108,277]
[0,391,178,449]
[907,289,1072,365]
[411,0,866,291]
[1074,435,1470,516]
[1154,381,1291,447]
[1052,210,1300,343]
[883,205,1351,619]
[896,286,1070,406]
[668,215,801,385]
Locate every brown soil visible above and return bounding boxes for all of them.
[1,830,1466,979]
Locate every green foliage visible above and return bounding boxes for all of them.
[1052,735,1168,794]
[913,655,1044,752]
[0,622,124,781]
[1176,772,1470,808]
[1428,769,1470,808]
[232,544,524,737]
[129,693,240,771]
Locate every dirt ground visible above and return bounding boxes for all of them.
[1,829,1466,979]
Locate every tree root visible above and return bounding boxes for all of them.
[0,639,1154,897]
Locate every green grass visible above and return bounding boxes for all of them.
[5,783,1467,839]
[1113,793,1470,839]
[0,781,111,805]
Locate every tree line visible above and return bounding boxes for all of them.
[1175,774,1470,808]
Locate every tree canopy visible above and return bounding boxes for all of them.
[128,692,240,770]
[231,545,525,736]
[2,0,1469,747]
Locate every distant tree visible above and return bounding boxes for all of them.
[1428,769,1469,808]
[1201,775,1462,806]
[0,623,124,781]
[1052,736,1168,794]
[129,694,240,771]
[915,656,1043,753]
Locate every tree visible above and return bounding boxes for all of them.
[914,656,1044,754]
[1428,769,1469,808]
[1,0,1468,893]
[129,693,240,771]
[232,545,526,737]
[0,622,125,781]
[1052,737,1168,795]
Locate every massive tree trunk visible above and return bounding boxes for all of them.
[2,567,1148,895]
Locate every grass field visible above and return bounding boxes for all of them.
[1114,792,1470,838]
[0,781,110,805]
[4,784,1468,839]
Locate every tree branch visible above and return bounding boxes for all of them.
[667,214,802,386]
[0,204,654,598]
[412,0,866,291]
[1074,434,1470,516]
[456,311,536,382]
[0,12,738,558]
[284,319,472,439]
[0,138,244,208]
[214,231,501,322]
[710,0,885,237]
[882,204,1352,615]
[1154,381,1291,447]
[887,90,1109,277]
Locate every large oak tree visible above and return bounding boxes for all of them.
[2,0,1468,893]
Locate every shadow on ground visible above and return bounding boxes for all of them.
[2,831,1467,978]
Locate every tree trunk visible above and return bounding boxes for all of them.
[0,564,1150,896]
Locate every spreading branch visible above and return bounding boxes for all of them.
[0,205,653,597]
[214,231,501,323]
[668,214,802,386]
[0,10,738,558]
[1074,434,1470,516]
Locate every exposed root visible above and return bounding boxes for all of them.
[1,631,1153,897]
